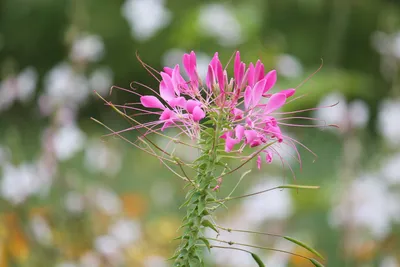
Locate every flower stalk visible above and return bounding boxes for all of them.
[96,50,332,267]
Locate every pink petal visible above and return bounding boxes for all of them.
[257,155,262,169]
[140,95,165,109]
[172,65,187,93]
[161,120,173,131]
[266,151,273,163]
[232,108,243,119]
[263,70,277,93]
[160,74,176,102]
[225,136,239,152]
[247,63,255,87]
[168,97,186,108]
[220,131,232,140]
[244,130,258,144]
[251,78,267,107]
[254,60,265,83]
[206,65,215,90]
[265,93,286,114]
[244,86,252,110]
[163,67,173,76]
[192,106,205,121]
[279,88,296,98]
[183,53,191,76]
[186,99,201,113]
[235,125,245,140]
[159,108,174,120]
[190,51,197,71]
[234,51,241,82]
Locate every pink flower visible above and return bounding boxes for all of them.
[116,50,321,169]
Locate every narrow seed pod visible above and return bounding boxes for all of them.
[251,253,266,267]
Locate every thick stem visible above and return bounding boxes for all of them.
[173,114,223,267]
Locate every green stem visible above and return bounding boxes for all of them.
[173,112,224,267]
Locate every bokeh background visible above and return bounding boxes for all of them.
[1,0,400,266]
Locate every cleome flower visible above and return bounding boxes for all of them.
[121,51,325,170]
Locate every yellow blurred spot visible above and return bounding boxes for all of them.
[5,214,29,263]
[290,247,319,266]
[354,241,377,262]
[121,193,147,218]
[0,241,8,267]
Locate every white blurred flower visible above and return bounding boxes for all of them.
[371,31,391,55]
[56,262,78,267]
[392,32,400,59]
[207,218,254,267]
[378,99,400,146]
[122,0,171,41]
[70,34,104,62]
[315,92,369,132]
[1,163,39,205]
[64,191,85,213]
[16,67,38,102]
[198,4,243,46]
[30,215,53,245]
[0,67,38,111]
[43,63,90,112]
[330,174,400,240]
[89,67,113,96]
[143,256,168,267]
[109,218,141,247]
[241,178,293,224]
[381,256,399,267]
[84,140,122,176]
[80,251,101,267]
[348,100,369,129]
[381,153,400,185]
[94,235,121,257]
[314,92,347,129]
[276,54,303,78]
[92,187,122,215]
[262,239,294,267]
[53,124,86,161]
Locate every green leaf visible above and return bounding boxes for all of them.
[309,258,325,267]
[189,257,202,267]
[278,185,320,190]
[201,219,219,233]
[251,253,265,267]
[199,237,211,252]
[284,236,324,260]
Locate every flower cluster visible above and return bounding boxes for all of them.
[138,51,297,169]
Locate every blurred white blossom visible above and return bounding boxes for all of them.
[53,124,86,161]
[330,174,400,240]
[276,54,303,78]
[381,153,400,185]
[143,256,168,267]
[30,215,53,245]
[109,218,141,247]
[42,63,90,113]
[64,191,85,213]
[198,4,243,46]
[122,0,171,41]
[70,34,105,62]
[80,251,101,267]
[380,256,399,267]
[241,177,293,224]
[1,163,40,204]
[0,67,38,111]
[378,99,400,146]
[84,140,122,176]
[89,67,113,96]
[91,187,122,215]
[314,92,369,131]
